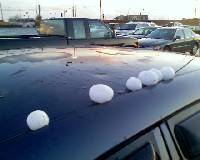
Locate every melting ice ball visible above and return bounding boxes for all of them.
[150,68,163,82]
[138,70,159,86]
[27,110,49,131]
[89,84,114,104]
[160,67,175,80]
[126,77,142,91]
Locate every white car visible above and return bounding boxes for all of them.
[115,22,156,37]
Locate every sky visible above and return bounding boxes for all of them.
[0,0,200,21]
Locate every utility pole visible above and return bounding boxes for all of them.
[72,4,74,17]
[195,8,197,18]
[38,4,41,17]
[100,0,102,20]
[0,2,4,21]
[74,5,76,17]
[194,0,198,18]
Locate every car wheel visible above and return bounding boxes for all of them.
[164,46,171,52]
[190,44,198,56]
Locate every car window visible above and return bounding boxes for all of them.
[167,102,200,160]
[72,20,86,39]
[98,128,169,160]
[134,27,154,35]
[145,28,156,35]
[89,20,112,38]
[148,28,176,40]
[174,112,200,159]
[184,28,195,39]
[134,28,145,35]
[129,24,137,30]
[124,143,156,160]
[137,24,149,28]
[115,24,137,30]
[39,20,65,36]
[115,24,129,30]
[175,29,185,40]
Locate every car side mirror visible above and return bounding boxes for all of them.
[174,36,181,41]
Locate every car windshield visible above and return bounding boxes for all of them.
[115,24,137,30]
[134,27,155,35]
[134,28,146,35]
[147,28,176,40]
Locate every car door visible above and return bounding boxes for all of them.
[166,101,200,160]
[66,19,90,45]
[183,28,196,52]
[86,20,137,46]
[171,29,186,52]
[87,20,116,44]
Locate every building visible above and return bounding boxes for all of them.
[151,18,200,27]
[115,14,149,22]
[127,14,148,21]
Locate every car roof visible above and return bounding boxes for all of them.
[161,26,184,29]
[127,21,151,24]
[1,47,200,159]
[136,26,159,29]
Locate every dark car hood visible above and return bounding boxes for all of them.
[138,38,171,48]
[0,47,200,159]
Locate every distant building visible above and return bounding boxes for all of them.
[114,15,126,21]
[9,18,35,28]
[127,15,148,21]
[115,14,149,22]
[151,18,200,27]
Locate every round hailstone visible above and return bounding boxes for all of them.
[126,77,142,91]
[160,67,175,81]
[26,110,49,131]
[138,70,159,86]
[89,84,114,104]
[150,68,163,82]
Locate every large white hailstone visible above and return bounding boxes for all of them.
[138,70,159,86]
[89,84,114,104]
[160,67,175,81]
[26,110,49,131]
[126,77,142,91]
[150,68,163,82]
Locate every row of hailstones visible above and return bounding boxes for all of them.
[26,66,175,131]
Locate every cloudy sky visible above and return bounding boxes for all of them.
[0,0,199,20]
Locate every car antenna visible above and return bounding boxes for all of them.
[175,56,196,73]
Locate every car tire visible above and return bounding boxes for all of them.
[164,46,171,52]
[190,44,198,56]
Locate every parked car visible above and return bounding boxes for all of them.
[125,26,159,39]
[0,18,137,50]
[1,46,200,159]
[165,21,183,27]
[138,27,200,55]
[114,22,156,37]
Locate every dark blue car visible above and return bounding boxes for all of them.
[1,47,200,159]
